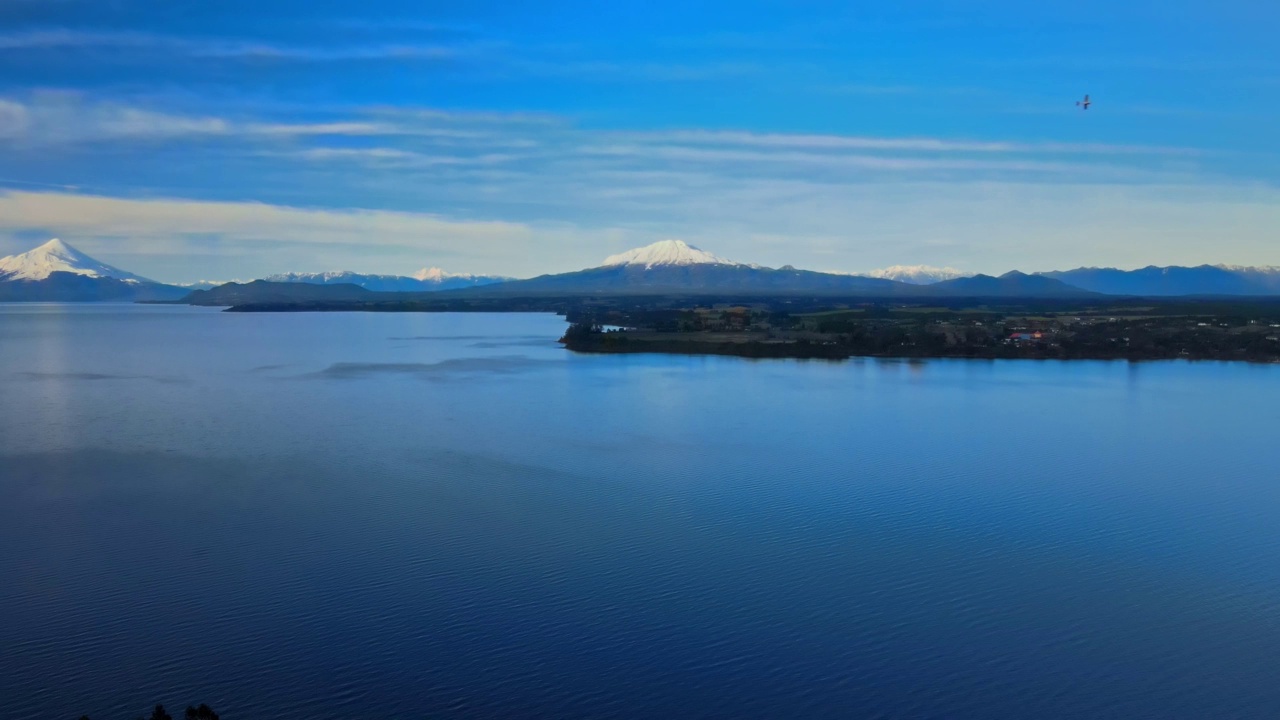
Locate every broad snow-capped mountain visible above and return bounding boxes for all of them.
[458,240,1108,298]
[263,271,423,292]
[177,239,1161,303]
[411,267,505,283]
[462,239,912,296]
[600,239,741,269]
[0,239,187,301]
[855,265,971,285]
[1038,265,1280,296]
[0,238,150,283]
[263,268,511,292]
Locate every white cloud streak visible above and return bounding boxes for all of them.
[0,94,1269,279]
[4,181,1279,283]
[0,95,547,145]
[582,144,1109,175]
[292,148,521,167]
[0,29,457,61]
[0,95,230,142]
[636,130,1202,157]
[1,93,1200,170]
[0,190,525,244]
[0,190,623,279]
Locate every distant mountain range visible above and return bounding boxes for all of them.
[855,265,971,285]
[475,240,905,296]
[3,237,1280,302]
[182,280,379,306]
[263,268,511,292]
[928,271,1095,297]
[1038,265,1280,296]
[0,239,508,302]
[449,241,1091,298]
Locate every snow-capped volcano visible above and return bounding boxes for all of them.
[0,238,187,301]
[473,239,912,295]
[600,240,740,269]
[0,238,152,283]
[856,265,970,285]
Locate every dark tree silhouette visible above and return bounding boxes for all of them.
[150,705,172,720]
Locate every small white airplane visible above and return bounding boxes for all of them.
[1076,94,1092,110]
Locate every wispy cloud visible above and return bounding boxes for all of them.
[196,42,457,62]
[0,190,626,278]
[0,28,458,61]
[291,147,522,167]
[294,147,426,162]
[6,176,1279,283]
[0,94,229,143]
[91,107,230,137]
[632,129,1203,157]
[0,29,157,50]
[0,94,551,145]
[0,99,29,137]
[583,144,1107,175]
[0,91,1267,280]
[245,122,393,136]
[631,130,1020,153]
[505,58,763,82]
[0,190,529,245]
[0,27,771,82]
[0,93,1225,218]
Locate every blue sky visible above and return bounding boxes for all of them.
[0,0,1277,282]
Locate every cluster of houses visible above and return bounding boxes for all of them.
[686,307,757,331]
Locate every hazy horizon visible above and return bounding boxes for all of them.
[8,235,1280,288]
[2,1,1278,283]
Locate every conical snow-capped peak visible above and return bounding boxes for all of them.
[600,239,739,269]
[0,238,151,283]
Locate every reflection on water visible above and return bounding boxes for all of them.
[1,304,1279,720]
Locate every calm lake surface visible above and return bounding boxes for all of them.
[2,304,1279,720]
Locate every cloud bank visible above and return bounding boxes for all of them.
[0,93,1276,281]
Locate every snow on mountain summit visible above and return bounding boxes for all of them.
[264,271,372,284]
[0,238,152,283]
[1213,264,1280,274]
[856,265,970,285]
[600,240,739,269]
[261,267,512,292]
[413,267,485,282]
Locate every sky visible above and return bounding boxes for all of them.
[0,0,1277,283]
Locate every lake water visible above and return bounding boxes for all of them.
[2,304,1279,719]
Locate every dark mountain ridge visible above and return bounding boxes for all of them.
[180,280,378,306]
[455,263,912,297]
[0,271,188,302]
[1039,265,1280,296]
[927,271,1098,298]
